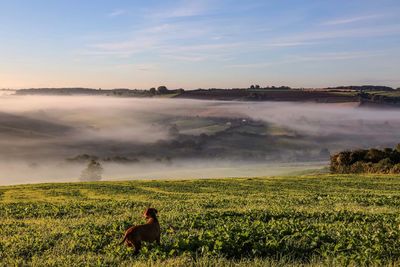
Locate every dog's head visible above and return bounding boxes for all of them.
[144,208,158,219]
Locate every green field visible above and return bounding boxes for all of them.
[366,91,400,97]
[1,174,400,266]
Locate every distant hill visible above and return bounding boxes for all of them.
[176,88,358,102]
[14,86,357,103]
[13,85,400,107]
[327,85,394,91]
[0,112,71,139]
[16,87,153,97]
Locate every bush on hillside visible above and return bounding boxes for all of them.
[331,144,400,174]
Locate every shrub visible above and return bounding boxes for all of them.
[349,150,367,164]
[330,144,400,174]
[337,151,352,166]
[390,163,400,174]
[365,149,386,163]
[376,158,393,174]
[349,162,367,173]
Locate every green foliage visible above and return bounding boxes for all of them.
[331,144,400,174]
[149,87,156,95]
[157,86,169,94]
[2,175,400,266]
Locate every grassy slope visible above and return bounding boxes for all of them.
[1,174,400,266]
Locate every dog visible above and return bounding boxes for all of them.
[120,207,160,254]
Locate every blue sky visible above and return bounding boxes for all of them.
[0,0,399,89]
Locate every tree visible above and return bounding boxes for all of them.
[337,151,351,166]
[149,87,156,95]
[349,149,367,164]
[80,160,103,181]
[366,148,386,163]
[157,86,169,94]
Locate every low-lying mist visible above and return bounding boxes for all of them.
[1,94,400,185]
[0,160,326,186]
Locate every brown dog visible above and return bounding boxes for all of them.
[121,208,160,254]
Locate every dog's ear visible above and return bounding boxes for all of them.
[144,203,152,212]
[153,208,158,214]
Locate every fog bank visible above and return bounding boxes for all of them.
[1,95,400,185]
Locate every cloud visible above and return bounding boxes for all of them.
[162,54,207,62]
[83,35,160,57]
[144,24,173,33]
[149,0,208,19]
[170,43,242,52]
[108,9,126,18]
[158,42,242,63]
[82,3,400,72]
[227,62,275,68]
[113,63,157,71]
[82,18,239,60]
[226,50,385,69]
[323,14,382,26]
[288,51,385,62]
[272,24,400,44]
[263,41,318,47]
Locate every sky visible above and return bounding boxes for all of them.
[0,0,399,89]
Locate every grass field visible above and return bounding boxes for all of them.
[366,91,400,97]
[1,174,400,266]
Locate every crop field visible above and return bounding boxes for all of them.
[1,174,400,266]
[367,91,400,97]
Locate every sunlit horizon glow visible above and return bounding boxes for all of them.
[0,0,399,89]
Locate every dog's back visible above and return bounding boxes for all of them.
[121,208,160,253]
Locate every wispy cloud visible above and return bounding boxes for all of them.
[289,51,385,62]
[144,24,172,33]
[227,62,276,68]
[82,17,240,60]
[263,41,317,47]
[158,42,242,62]
[148,0,209,20]
[108,9,126,18]
[272,24,400,44]
[162,54,207,62]
[83,2,400,74]
[83,36,159,57]
[169,43,242,52]
[323,14,382,26]
[227,51,386,69]
[113,63,157,71]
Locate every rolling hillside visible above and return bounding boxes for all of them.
[1,174,400,266]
